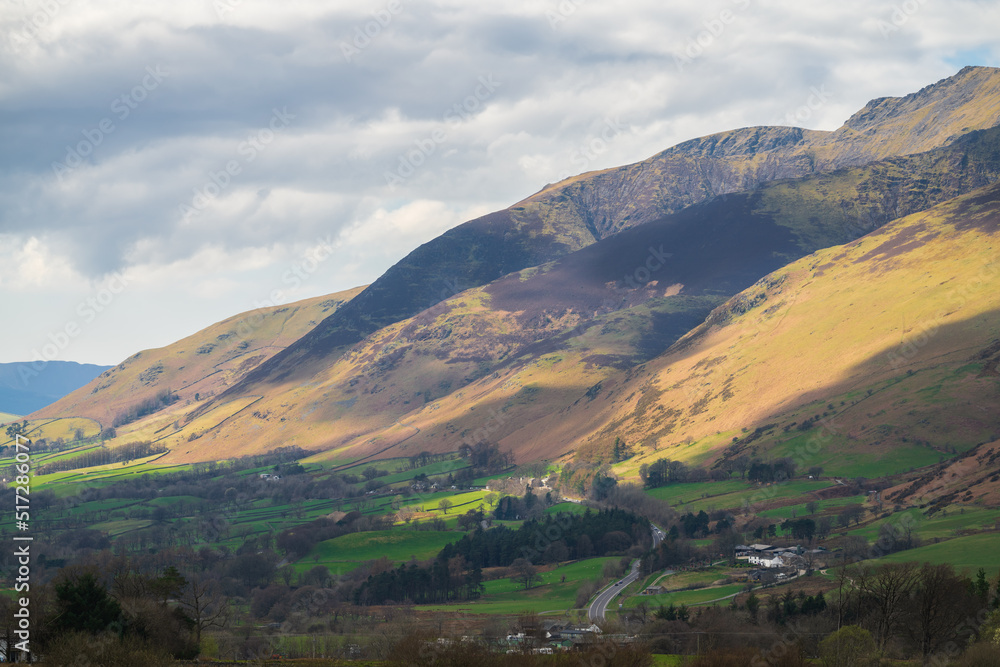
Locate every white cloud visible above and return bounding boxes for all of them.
[0,236,82,291]
[0,0,996,362]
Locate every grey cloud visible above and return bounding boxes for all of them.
[0,0,996,284]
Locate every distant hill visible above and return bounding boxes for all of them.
[225,65,1000,395]
[0,361,112,416]
[32,287,365,430]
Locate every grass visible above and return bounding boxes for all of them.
[671,480,833,514]
[90,519,154,536]
[544,502,590,516]
[0,412,21,424]
[622,583,745,609]
[644,480,749,506]
[398,489,489,518]
[34,443,106,466]
[879,532,1000,572]
[847,506,1000,543]
[417,557,617,615]
[758,495,868,520]
[824,443,947,478]
[300,530,465,575]
[371,459,472,486]
[653,566,732,591]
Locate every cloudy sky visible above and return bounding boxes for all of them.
[1,0,997,366]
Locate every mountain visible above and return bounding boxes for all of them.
[570,179,1000,479]
[223,66,1000,396]
[242,176,997,477]
[123,116,998,464]
[0,361,112,416]
[33,67,1000,476]
[31,287,364,430]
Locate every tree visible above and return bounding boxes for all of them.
[5,420,28,441]
[839,504,865,527]
[819,625,877,667]
[855,562,920,651]
[908,563,976,658]
[783,518,816,542]
[178,576,229,646]
[979,609,1000,647]
[745,591,760,624]
[437,498,453,515]
[150,566,186,604]
[975,568,991,604]
[841,535,869,562]
[816,516,833,540]
[484,492,498,510]
[713,530,740,564]
[54,572,123,635]
[733,455,751,479]
[509,558,539,590]
[590,472,617,500]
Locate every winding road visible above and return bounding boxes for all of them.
[587,522,664,621]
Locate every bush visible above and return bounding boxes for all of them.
[955,642,1000,666]
[819,625,877,667]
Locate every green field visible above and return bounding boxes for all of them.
[644,479,749,506]
[377,460,472,486]
[397,489,489,518]
[674,480,834,514]
[91,518,154,536]
[417,557,617,615]
[768,431,946,477]
[622,583,745,609]
[878,533,1000,572]
[651,566,733,591]
[34,443,105,465]
[544,502,589,516]
[301,530,465,575]
[847,506,1000,543]
[758,494,868,520]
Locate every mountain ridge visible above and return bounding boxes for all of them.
[31,286,365,429]
[89,124,1000,466]
[31,67,1000,479]
[217,66,1000,405]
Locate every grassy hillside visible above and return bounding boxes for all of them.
[38,69,1000,474]
[220,67,1000,400]
[584,180,1000,478]
[32,286,364,430]
[158,129,1000,467]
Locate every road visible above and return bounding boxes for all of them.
[588,522,664,622]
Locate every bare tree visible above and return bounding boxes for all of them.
[908,563,975,658]
[179,575,229,646]
[509,558,539,590]
[855,562,920,651]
